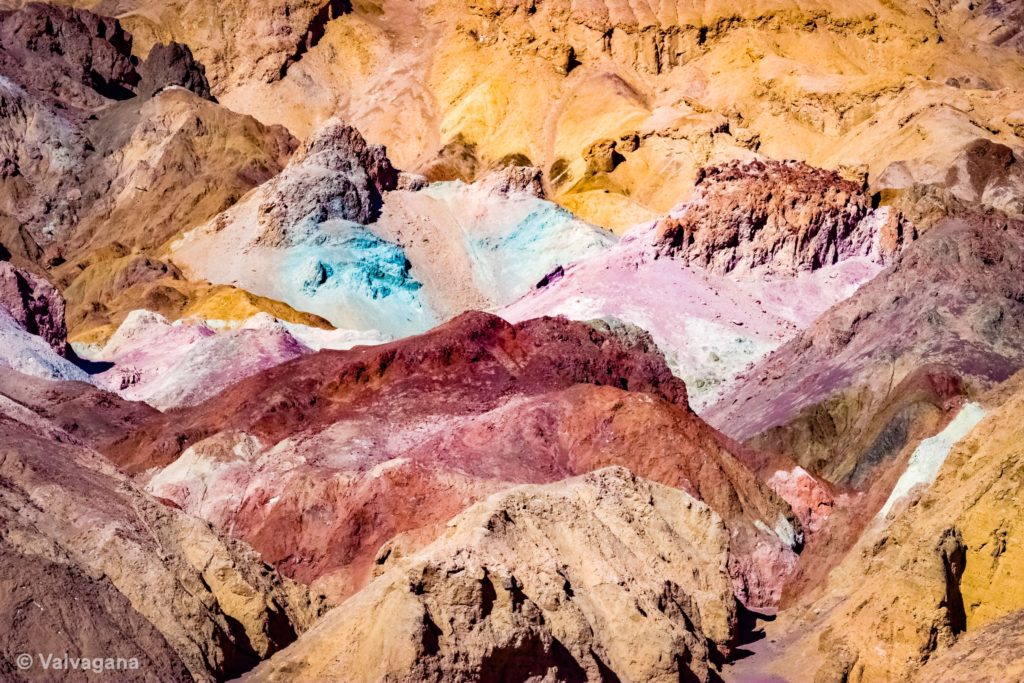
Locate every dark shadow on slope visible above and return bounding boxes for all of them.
[728,603,775,662]
[67,346,114,374]
[278,0,353,79]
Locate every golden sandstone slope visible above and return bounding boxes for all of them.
[723,370,1024,682]
[14,0,1024,230]
[241,468,737,683]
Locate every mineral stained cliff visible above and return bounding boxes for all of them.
[2,0,1024,681]
[116,312,798,610]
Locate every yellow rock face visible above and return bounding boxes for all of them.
[71,87,296,253]
[181,287,333,330]
[17,0,1024,229]
[66,276,332,345]
[913,609,1024,683]
[763,373,1024,682]
[211,0,1024,229]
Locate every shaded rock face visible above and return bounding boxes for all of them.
[241,468,737,683]
[301,119,399,198]
[656,160,888,276]
[256,119,398,244]
[702,215,1024,611]
[0,365,158,453]
[111,312,798,610]
[0,3,138,107]
[120,0,344,93]
[0,61,92,253]
[0,540,193,682]
[0,368,319,682]
[583,137,625,174]
[137,41,213,100]
[880,138,1024,220]
[0,303,87,382]
[943,139,1024,216]
[396,171,428,191]
[418,134,480,183]
[937,0,1024,54]
[0,259,88,381]
[0,259,68,355]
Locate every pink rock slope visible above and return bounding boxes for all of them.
[87,310,386,410]
[501,221,882,411]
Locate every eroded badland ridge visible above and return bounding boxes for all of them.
[2,0,1024,681]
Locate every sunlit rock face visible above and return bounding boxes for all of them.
[707,214,1024,489]
[655,159,896,276]
[36,0,1024,232]
[503,158,896,411]
[108,312,799,612]
[241,468,737,683]
[745,372,1024,683]
[171,122,614,337]
[84,309,387,410]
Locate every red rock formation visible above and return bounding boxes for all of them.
[0,363,159,451]
[706,215,1024,605]
[656,159,896,275]
[111,312,799,609]
[707,216,1024,486]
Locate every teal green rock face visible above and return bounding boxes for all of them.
[285,222,437,337]
[466,201,615,302]
[297,229,421,301]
